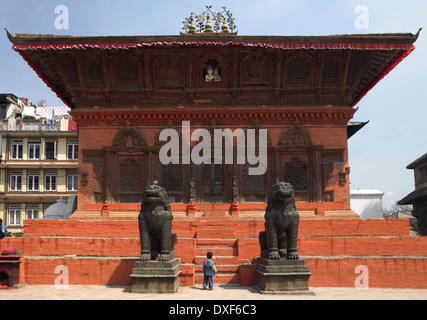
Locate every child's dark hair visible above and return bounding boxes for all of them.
[207,252,213,259]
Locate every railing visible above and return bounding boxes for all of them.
[0,119,77,132]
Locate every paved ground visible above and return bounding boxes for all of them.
[1,284,426,300]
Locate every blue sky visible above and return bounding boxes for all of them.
[0,0,426,209]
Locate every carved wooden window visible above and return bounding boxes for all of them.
[241,52,271,86]
[59,53,79,86]
[346,51,366,86]
[161,164,182,193]
[116,58,138,82]
[88,60,102,81]
[288,58,310,81]
[323,59,339,86]
[244,165,265,193]
[119,159,141,193]
[284,158,307,191]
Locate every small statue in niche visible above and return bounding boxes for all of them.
[213,67,221,81]
[126,135,133,148]
[205,65,215,81]
[204,62,222,82]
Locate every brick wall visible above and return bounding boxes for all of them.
[2,218,426,288]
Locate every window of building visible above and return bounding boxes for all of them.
[67,140,78,160]
[67,172,78,191]
[26,205,39,220]
[8,206,21,226]
[27,172,40,191]
[28,141,41,160]
[284,158,307,191]
[119,159,141,193]
[244,164,265,193]
[116,58,138,82]
[44,140,57,160]
[45,172,57,191]
[288,58,310,82]
[11,140,23,159]
[161,164,182,193]
[10,171,22,191]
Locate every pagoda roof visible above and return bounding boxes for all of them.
[398,186,427,205]
[7,31,419,50]
[406,153,427,170]
[5,29,421,110]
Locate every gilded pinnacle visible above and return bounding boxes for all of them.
[181,6,237,35]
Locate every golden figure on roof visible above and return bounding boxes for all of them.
[181,6,237,35]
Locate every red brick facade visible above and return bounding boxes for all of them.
[3,218,427,288]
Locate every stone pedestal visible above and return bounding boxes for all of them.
[130,257,181,293]
[255,257,313,295]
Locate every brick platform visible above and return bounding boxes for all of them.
[1,214,426,289]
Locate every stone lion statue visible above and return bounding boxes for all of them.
[259,182,300,260]
[138,182,176,261]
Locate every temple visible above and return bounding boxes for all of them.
[6,23,420,219]
[3,10,426,289]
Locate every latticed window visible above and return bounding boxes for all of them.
[284,158,307,191]
[116,58,138,82]
[323,59,339,86]
[161,164,182,193]
[88,60,102,81]
[244,165,265,193]
[288,58,310,81]
[119,159,141,193]
[59,53,79,86]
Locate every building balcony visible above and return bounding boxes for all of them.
[0,118,77,132]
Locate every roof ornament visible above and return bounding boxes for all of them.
[181,5,237,35]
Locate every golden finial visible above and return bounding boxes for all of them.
[221,15,229,34]
[204,15,213,33]
[181,6,237,35]
[188,16,196,34]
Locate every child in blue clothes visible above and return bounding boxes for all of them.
[0,219,7,239]
[203,251,217,290]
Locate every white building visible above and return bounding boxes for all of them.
[350,189,385,219]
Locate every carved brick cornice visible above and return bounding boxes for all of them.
[70,107,355,127]
[70,95,352,108]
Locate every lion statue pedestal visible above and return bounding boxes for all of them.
[130,182,181,293]
[255,182,313,295]
[130,258,181,294]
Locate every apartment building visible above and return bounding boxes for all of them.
[0,97,78,234]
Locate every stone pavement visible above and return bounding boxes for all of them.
[1,284,426,300]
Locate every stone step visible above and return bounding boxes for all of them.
[194,255,240,265]
[203,210,227,216]
[194,247,237,257]
[196,239,237,249]
[196,228,235,239]
[199,215,231,221]
[195,273,240,284]
[195,264,240,274]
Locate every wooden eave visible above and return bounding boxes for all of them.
[6,29,421,111]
